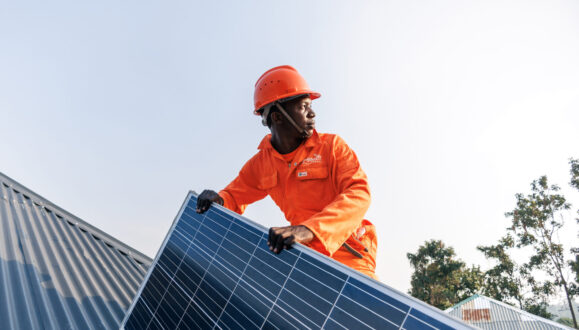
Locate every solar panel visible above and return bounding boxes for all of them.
[122,192,471,329]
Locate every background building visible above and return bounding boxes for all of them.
[446,294,572,330]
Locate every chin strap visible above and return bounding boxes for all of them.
[260,95,310,137]
[274,102,308,137]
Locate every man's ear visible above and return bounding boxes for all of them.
[271,112,283,125]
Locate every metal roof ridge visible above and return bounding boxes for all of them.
[445,293,481,312]
[0,171,152,265]
[446,294,573,329]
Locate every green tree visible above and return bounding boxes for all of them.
[502,175,577,327]
[569,158,579,284]
[407,240,483,310]
[477,235,553,318]
[477,235,525,308]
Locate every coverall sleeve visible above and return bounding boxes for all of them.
[301,136,371,256]
[218,155,269,215]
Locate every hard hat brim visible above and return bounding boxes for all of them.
[254,91,321,115]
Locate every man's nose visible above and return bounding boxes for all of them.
[308,108,316,118]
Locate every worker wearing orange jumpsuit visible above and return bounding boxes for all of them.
[196,65,377,279]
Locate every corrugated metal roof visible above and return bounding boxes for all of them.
[445,294,572,330]
[0,172,152,329]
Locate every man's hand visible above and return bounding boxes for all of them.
[196,190,224,214]
[268,225,314,254]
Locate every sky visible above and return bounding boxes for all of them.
[1,0,578,295]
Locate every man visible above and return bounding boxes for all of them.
[196,65,377,278]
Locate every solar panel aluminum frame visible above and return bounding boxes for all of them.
[121,191,473,329]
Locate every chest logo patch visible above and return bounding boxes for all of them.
[302,153,322,165]
[297,171,308,177]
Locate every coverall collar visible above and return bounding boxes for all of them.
[258,129,320,151]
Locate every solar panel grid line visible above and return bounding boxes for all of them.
[217,232,263,273]
[258,249,302,329]
[222,297,263,329]
[269,307,305,330]
[146,215,206,330]
[187,272,230,321]
[127,298,149,328]
[171,225,269,329]
[404,310,437,330]
[186,211,233,291]
[181,299,214,330]
[335,282,409,328]
[213,231,265,329]
[400,307,413,330]
[225,280,274,328]
[170,230,228,330]
[347,278,409,313]
[297,256,346,285]
[291,284,337,322]
[291,263,341,297]
[283,278,333,316]
[144,197,192,269]
[135,295,162,330]
[146,266,183,329]
[155,265,202,329]
[122,195,194,330]
[237,270,278,304]
[228,284,274,326]
[175,211,298,330]
[122,192,474,330]
[334,294,400,328]
[192,245,271,326]
[320,273,349,329]
[329,307,375,330]
[249,253,290,284]
[276,296,323,329]
[173,205,394,326]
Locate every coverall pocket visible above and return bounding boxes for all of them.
[295,166,332,207]
[295,167,328,180]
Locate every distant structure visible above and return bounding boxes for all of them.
[445,294,572,329]
[0,172,152,329]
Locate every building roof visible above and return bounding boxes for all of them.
[0,172,152,329]
[445,294,572,330]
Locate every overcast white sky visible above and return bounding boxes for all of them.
[1,0,578,294]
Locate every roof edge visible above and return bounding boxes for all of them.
[0,171,152,266]
[445,294,481,312]
[446,294,573,329]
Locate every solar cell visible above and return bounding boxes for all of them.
[122,192,472,329]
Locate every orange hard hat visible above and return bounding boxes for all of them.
[253,65,321,114]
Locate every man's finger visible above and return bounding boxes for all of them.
[196,199,209,213]
[283,236,295,250]
[195,200,204,213]
[274,232,287,254]
[268,227,278,251]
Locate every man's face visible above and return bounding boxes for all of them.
[284,96,315,137]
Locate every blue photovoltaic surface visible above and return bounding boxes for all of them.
[122,192,472,329]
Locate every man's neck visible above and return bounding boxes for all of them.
[270,132,304,155]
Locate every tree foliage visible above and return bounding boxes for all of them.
[408,159,579,326]
[477,234,553,318]
[407,240,482,310]
[570,158,579,284]
[477,235,524,306]
[479,171,578,326]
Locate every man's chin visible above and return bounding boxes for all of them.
[302,128,314,138]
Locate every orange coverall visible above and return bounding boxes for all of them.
[219,130,377,278]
